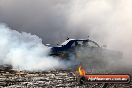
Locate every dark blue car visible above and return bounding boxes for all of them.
[50,38,100,59]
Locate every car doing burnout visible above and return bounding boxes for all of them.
[49,38,122,65]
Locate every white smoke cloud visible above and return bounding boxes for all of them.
[67,0,132,67]
[0,23,73,71]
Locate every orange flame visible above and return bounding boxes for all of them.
[78,66,86,76]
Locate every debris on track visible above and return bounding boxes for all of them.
[0,69,131,88]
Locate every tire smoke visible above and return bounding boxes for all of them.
[0,23,73,71]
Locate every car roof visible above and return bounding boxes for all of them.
[61,39,88,46]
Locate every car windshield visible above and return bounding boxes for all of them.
[61,39,74,46]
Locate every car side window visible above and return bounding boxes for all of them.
[71,42,76,47]
[88,42,98,47]
[82,41,88,47]
[77,41,82,47]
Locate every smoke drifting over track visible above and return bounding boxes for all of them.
[0,24,74,71]
[0,0,132,71]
